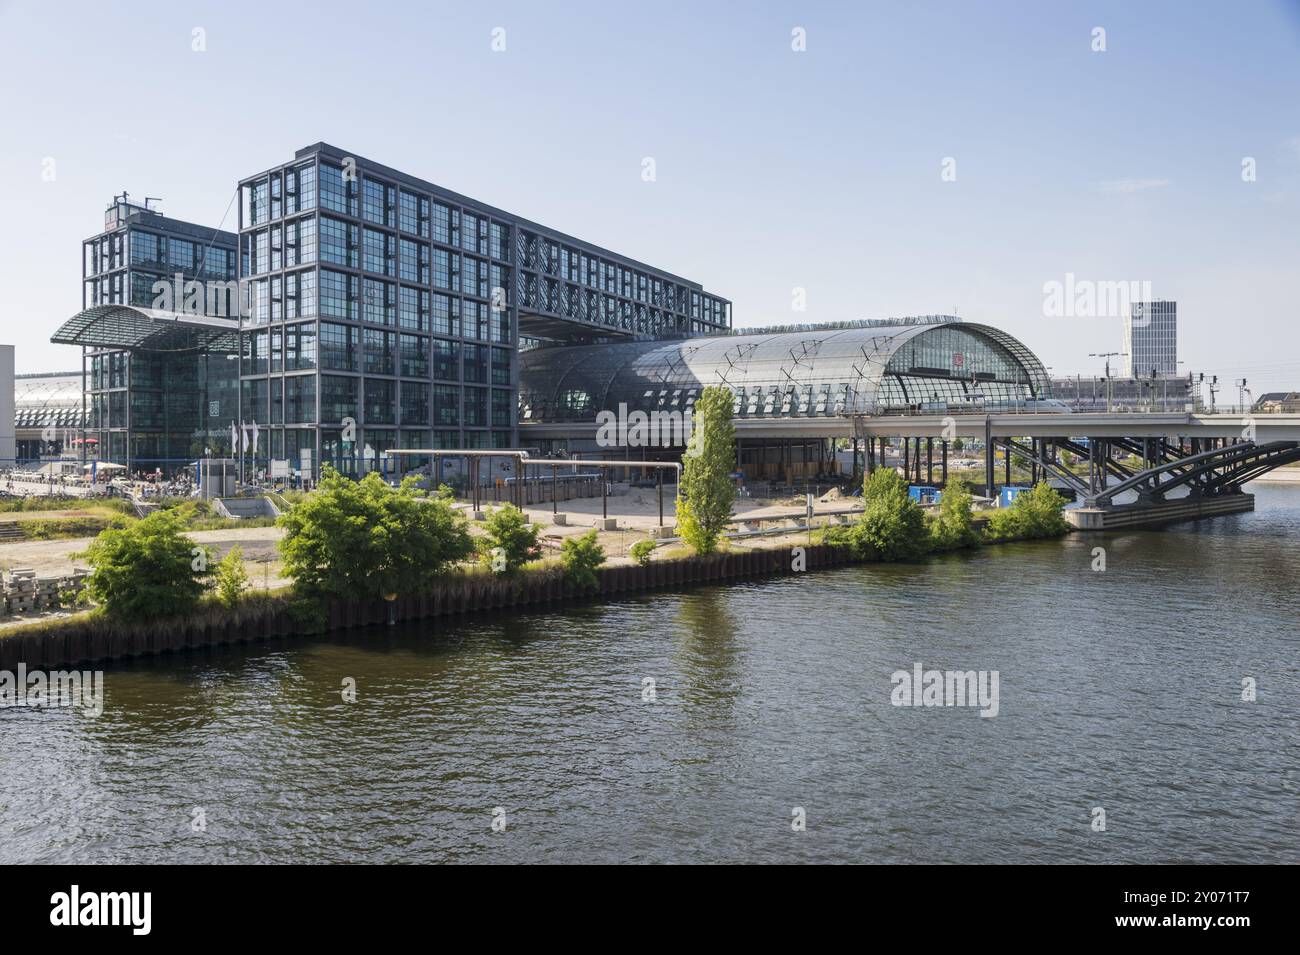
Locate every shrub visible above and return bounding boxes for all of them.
[278,468,473,601]
[629,539,657,566]
[984,481,1071,541]
[676,385,736,554]
[929,477,980,551]
[561,530,606,590]
[858,468,931,561]
[214,545,250,608]
[479,503,541,573]
[80,509,208,619]
[821,520,879,560]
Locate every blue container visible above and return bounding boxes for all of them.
[999,485,1028,507]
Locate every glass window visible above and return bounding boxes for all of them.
[246,179,270,226]
[167,237,196,271]
[431,293,458,337]
[362,177,394,227]
[298,269,317,316]
[362,278,395,325]
[400,382,430,425]
[284,322,318,372]
[400,333,429,378]
[320,216,356,267]
[130,231,161,268]
[364,379,396,424]
[431,203,450,244]
[298,163,317,211]
[363,227,394,276]
[463,387,486,427]
[399,286,428,331]
[399,190,428,237]
[491,347,511,386]
[320,375,357,425]
[492,389,513,428]
[432,338,459,380]
[320,322,356,371]
[434,384,459,426]
[399,237,428,284]
[463,343,487,383]
[320,269,356,319]
[364,328,394,376]
[319,163,357,216]
[284,374,316,424]
[431,247,450,289]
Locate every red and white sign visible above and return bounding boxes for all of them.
[953,352,964,368]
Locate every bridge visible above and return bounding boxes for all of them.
[520,411,1300,529]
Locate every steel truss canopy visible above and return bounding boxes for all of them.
[50,304,239,352]
[518,317,1053,424]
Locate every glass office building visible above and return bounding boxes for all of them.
[235,143,731,476]
[52,196,239,471]
[1122,300,1177,378]
[51,152,729,478]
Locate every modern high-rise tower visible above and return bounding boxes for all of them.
[1122,300,1177,378]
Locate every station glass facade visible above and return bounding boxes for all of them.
[236,143,730,476]
[519,317,1053,426]
[76,198,239,470]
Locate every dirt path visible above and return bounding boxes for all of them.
[0,525,288,577]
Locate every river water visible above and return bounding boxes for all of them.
[3,486,1298,864]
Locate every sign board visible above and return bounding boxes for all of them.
[952,352,964,368]
[299,449,313,477]
[270,459,291,478]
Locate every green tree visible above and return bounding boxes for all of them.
[80,509,208,619]
[858,467,931,561]
[984,481,1070,541]
[561,529,606,590]
[930,477,980,551]
[278,468,473,601]
[676,385,736,554]
[213,545,250,608]
[480,503,541,573]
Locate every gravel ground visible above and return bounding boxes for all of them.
[0,495,866,628]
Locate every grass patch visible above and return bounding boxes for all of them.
[0,496,135,516]
[185,515,279,531]
[19,516,127,541]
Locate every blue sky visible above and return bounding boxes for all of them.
[2,0,1299,394]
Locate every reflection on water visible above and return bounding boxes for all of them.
[2,486,1298,863]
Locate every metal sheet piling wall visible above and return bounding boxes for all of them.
[0,545,857,670]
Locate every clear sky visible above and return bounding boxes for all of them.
[2,0,1299,396]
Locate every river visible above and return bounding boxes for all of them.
[3,486,1298,864]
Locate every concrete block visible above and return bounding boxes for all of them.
[552,513,567,526]
[650,525,675,539]
[599,518,617,531]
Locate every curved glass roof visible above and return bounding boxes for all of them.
[14,372,85,429]
[50,304,239,352]
[519,318,1051,422]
